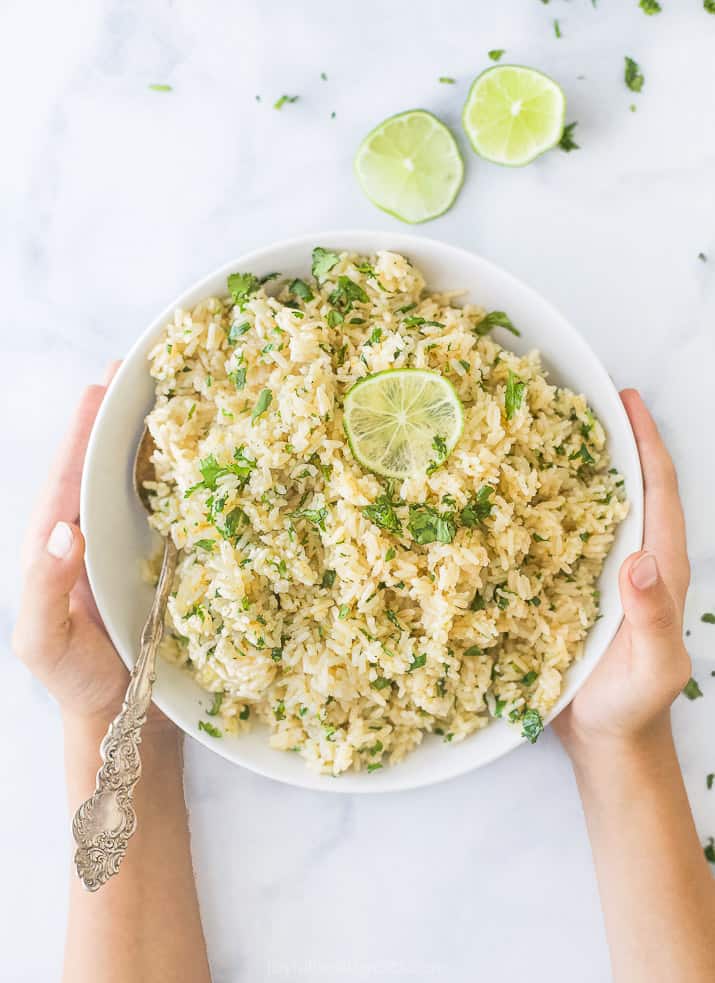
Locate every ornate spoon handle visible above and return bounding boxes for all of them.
[72,537,178,891]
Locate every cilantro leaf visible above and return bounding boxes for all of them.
[292,507,328,531]
[460,485,494,527]
[706,0,715,13]
[207,692,224,716]
[407,504,456,545]
[222,506,249,540]
[371,676,391,689]
[559,121,580,152]
[682,677,704,700]
[408,653,427,672]
[701,613,715,624]
[639,0,661,12]
[228,321,251,343]
[426,434,449,475]
[227,272,260,309]
[289,278,314,302]
[505,370,526,420]
[198,720,222,738]
[569,442,596,466]
[463,645,483,657]
[149,83,172,92]
[438,76,456,84]
[521,708,544,743]
[274,94,299,110]
[707,774,714,790]
[488,49,505,61]
[625,56,645,93]
[251,388,273,424]
[705,838,715,863]
[321,569,337,588]
[312,246,341,283]
[553,18,562,37]
[329,276,369,314]
[195,538,216,552]
[367,762,383,772]
[475,310,520,337]
[239,706,250,720]
[363,495,402,534]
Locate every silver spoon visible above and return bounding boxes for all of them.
[72,426,178,891]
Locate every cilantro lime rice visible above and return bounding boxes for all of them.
[144,248,627,775]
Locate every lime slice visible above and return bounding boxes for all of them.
[462,66,565,166]
[343,369,464,479]
[354,110,464,224]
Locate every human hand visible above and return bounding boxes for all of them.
[554,389,691,759]
[12,368,171,734]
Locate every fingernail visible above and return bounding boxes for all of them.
[47,522,74,559]
[630,551,659,590]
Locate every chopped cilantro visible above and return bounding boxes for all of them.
[274,94,298,110]
[475,310,520,337]
[338,604,350,619]
[271,647,283,662]
[239,706,250,720]
[403,315,444,327]
[195,538,216,552]
[329,276,369,314]
[322,569,337,589]
[559,121,580,152]
[682,677,703,700]
[327,310,344,329]
[707,774,714,790]
[367,762,383,772]
[438,76,456,83]
[228,321,251,343]
[273,700,286,720]
[397,302,417,314]
[460,485,494,527]
[470,591,485,611]
[625,56,645,93]
[639,0,661,12]
[198,720,222,738]
[705,838,715,863]
[229,364,247,390]
[408,653,427,672]
[289,278,314,302]
[505,370,526,420]
[426,434,449,475]
[292,507,328,531]
[312,246,341,283]
[699,252,708,262]
[207,692,224,716]
[371,676,391,689]
[464,645,483,657]
[364,326,382,347]
[251,388,273,423]
[701,613,715,624]
[320,71,328,80]
[386,609,403,631]
[385,547,396,561]
[149,83,172,92]
[553,18,562,37]
[407,504,456,545]
[488,49,505,61]
[569,442,595,465]
[522,671,538,686]
[227,272,260,309]
[521,708,544,743]
[363,495,402,534]
[706,0,715,13]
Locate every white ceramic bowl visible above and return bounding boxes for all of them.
[81,230,643,793]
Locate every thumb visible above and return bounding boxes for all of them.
[619,550,684,674]
[12,521,87,676]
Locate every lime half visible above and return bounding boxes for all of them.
[462,66,565,166]
[354,110,464,224]
[343,369,464,479]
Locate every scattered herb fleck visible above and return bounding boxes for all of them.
[682,677,704,700]
[475,310,520,337]
[488,49,505,61]
[251,388,273,424]
[198,720,222,738]
[559,121,580,152]
[625,56,645,93]
[521,708,544,743]
[505,370,526,420]
[274,94,299,110]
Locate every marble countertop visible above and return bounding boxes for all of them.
[2,1,714,980]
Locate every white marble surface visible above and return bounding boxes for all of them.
[2,1,715,980]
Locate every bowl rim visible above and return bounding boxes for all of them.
[81,228,643,793]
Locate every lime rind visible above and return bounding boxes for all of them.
[354,109,465,224]
[343,369,464,479]
[462,65,566,167]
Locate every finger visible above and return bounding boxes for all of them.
[620,389,689,602]
[619,551,690,694]
[103,360,122,386]
[12,522,87,677]
[22,384,107,568]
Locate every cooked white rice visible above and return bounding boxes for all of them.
[144,249,627,775]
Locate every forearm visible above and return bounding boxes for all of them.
[62,716,211,983]
[571,722,715,983]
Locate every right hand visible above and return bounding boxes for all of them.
[554,390,691,756]
[12,369,171,733]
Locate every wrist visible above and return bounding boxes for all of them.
[567,717,676,790]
